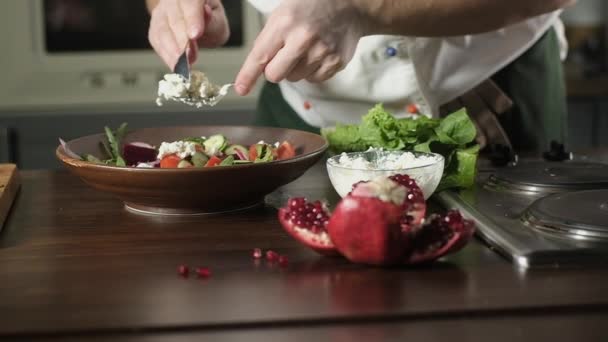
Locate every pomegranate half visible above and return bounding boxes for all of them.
[278,174,475,266]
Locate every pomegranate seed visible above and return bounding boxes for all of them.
[278,255,289,267]
[252,248,263,259]
[289,198,304,208]
[196,267,212,278]
[266,250,279,262]
[177,265,189,277]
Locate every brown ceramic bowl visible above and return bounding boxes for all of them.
[56,126,327,215]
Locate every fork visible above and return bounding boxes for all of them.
[172,43,234,107]
[173,46,190,81]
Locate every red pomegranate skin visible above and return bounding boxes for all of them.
[328,196,408,265]
[277,198,338,256]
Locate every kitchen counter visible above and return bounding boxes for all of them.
[1,164,608,341]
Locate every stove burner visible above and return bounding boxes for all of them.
[485,161,608,194]
[522,189,608,242]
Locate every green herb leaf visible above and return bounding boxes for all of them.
[115,156,127,167]
[183,137,206,145]
[435,108,476,145]
[100,123,128,166]
[83,154,103,164]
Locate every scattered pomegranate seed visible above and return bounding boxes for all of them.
[303,101,312,110]
[266,250,279,262]
[177,265,189,277]
[253,248,263,259]
[196,267,212,278]
[278,255,289,267]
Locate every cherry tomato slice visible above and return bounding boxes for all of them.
[277,141,296,160]
[160,154,182,168]
[205,156,222,167]
[249,144,258,161]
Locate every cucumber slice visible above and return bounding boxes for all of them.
[191,151,209,168]
[224,144,249,160]
[203,134,227,157]
[219,155,235,166]
[254,144,275,163]
[177,160,193,168]
[233,160,253,165]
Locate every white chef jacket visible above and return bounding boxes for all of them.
[247,0,567,128]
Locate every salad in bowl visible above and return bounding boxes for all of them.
[56,124,327,215]
[73,123,296,169]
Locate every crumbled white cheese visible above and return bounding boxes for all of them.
[337,150,436,170]
[156,70,220,108]
[136,162,156,168]
[256,140,281,148]
[204,142,221,157]
[157,141,198,159]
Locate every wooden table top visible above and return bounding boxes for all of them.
[1,164,607,341]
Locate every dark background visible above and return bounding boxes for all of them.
[44,0,244,52]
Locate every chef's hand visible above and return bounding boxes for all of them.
[234,0,370,96]
[147,0,230,69]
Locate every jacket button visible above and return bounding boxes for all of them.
[386,47,397,57]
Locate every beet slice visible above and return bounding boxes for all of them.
[123,142,157,166]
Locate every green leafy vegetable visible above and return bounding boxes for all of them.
[183,137,206,145]
[83,123,129,166]
[435,108,476,145]
[322,104,479,191]
[83,154,103,164]
[104,123,127,166]
[436,144,479,191]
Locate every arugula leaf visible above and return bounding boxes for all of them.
[83,154,103,164]
[95,123,128,166]
[99,141,113,160]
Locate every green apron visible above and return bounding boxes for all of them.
[491,28,567,152]
[254,29,567,152]
[254,81,319,134]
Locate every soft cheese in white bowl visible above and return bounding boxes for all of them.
[326,149,445,199]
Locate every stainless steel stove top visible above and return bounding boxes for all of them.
[437,158,608,268]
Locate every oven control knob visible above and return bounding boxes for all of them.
[543,141,572,162]
[486,143,518,167]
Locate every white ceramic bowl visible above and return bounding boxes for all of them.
[326,150,445,199]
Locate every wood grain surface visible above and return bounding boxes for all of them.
[0,163,607,341]
[0,164,19,231]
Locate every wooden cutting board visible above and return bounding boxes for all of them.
[0,164,20,231]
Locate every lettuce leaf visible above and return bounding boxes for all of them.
[323,104,479,191]
[436,144,480,191]
[435,108,476,145]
